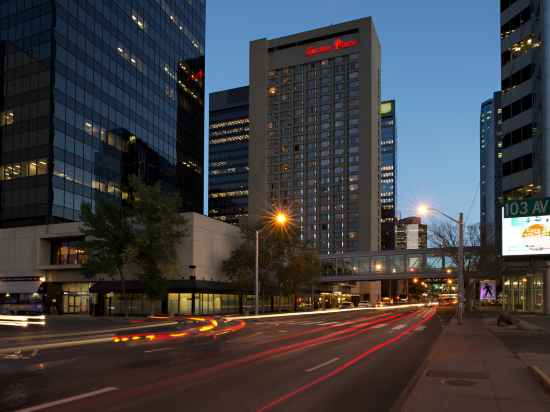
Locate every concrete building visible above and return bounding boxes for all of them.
[248,17,381,255]
[395,217,427,251]
[380,100,397,251]
[497,0,550,313]
[208,86,250,224]
[0,214,243,315]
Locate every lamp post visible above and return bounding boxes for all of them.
[418,205,465,325]
[255,211,288,315]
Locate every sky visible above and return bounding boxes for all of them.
[203,0,500,227]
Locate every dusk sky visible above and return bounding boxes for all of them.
[204,1,500,227]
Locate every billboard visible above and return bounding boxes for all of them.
[479,280,496,301]
[502,198,550,257]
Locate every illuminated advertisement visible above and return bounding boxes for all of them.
[502,212,550,256]
[479,280,496,301]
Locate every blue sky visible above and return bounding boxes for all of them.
[203,1,500,226]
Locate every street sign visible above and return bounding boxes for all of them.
[503,197,550,218]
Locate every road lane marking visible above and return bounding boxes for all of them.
[15,387,118,412]
[316,322,340,326]
[414,325,427,332]
[305,357,340,373]
[391,324,407,331]
[370,323,387,329]
[144,347,174,353]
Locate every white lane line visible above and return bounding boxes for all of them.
[370,323,388,329]
[414,325,427,332]
[316,322,340,326]
[144,347,174,353]
[305,357,340,373]
[391,324,407,331]
[15,387,118,412]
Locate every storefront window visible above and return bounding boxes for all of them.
[502,275,544,313]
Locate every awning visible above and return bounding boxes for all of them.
[89,279,247,294]
[0,280,41,294]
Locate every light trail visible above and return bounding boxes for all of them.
[256,308,436,412]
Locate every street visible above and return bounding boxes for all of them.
[0,307,452,412]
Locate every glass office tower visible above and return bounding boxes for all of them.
[380,100,396,250]
[208,86,249,224]
[0,0,205,227]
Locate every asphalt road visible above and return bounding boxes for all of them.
[0,307,453,412]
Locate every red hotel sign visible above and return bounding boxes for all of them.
[305,38,359,56]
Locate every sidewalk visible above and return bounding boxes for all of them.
[399,316,550,412]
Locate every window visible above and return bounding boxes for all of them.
[0,111,14,126]
[502,64,533,92]
[503,153,533,176]
[501,94,534,121]
[502,124,533,148]
[52,239,87,265]
[0,159,48,181]
[501,6,531,39]
[501,0,518,13]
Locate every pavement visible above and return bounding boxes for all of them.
[399,313,550,412]
[0,306,450,412]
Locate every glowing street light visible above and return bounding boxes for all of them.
[417,203,465,325]
[255,210,290,315]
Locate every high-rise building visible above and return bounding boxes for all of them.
[380,100,396,250]
[395,217,427,250]
[480,93,500,248]
[498,0,550,313]
[208,86,250,224]
[0,0,205,228]
[249,18,381,255]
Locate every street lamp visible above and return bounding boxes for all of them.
[418,204,465,324]
[255,210,289,315]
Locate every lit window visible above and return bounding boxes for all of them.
[0,111,14,126]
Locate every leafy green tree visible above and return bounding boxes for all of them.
[80,176,187,316]
[80,198,134,317]
[127,176,187,311]
[222,222,321,310]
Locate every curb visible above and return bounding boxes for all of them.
[528,365,550,395]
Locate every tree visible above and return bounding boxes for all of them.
[127,176,187,312]
[222,222,321,310]
[80,198,134,317]
[429,221,501,308]
[276,246,321,310]
[222,223,284,293]
[80,176,187,316]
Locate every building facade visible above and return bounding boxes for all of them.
[480,94,500,248]
[208,86,250,224]
[395,216,427,251]
[0,0,205,229]
[380,100,396,250]
[498,0,550,313]
[249,18,381,255]
[0,214,246,315]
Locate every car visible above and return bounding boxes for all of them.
[339,301,354,309]
[358,301,372,308]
